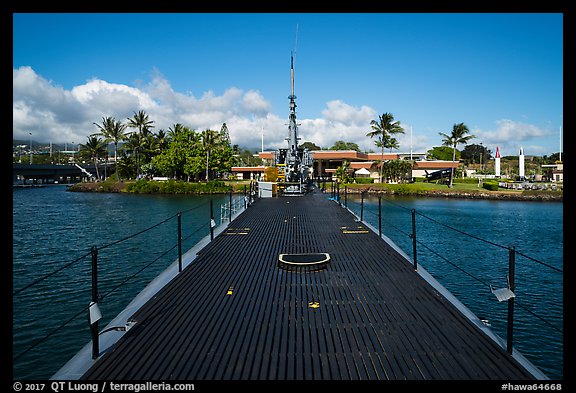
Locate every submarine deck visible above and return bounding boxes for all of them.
[80,189,536,380]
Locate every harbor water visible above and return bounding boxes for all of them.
[12,185,563,380]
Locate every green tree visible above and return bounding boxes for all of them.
[439,123,475,188]
[235,148,261,167]
[330,140,361,151]
[79,135,107,180]
[168,123,187,139]
[152,126,234,181]
[426,146,457,161]
[382,159,413,183]
[93,116,128,164]
[155,129,169,154]
[461,143,491,166]
[210,143,234,178]
[301,141,321,150]
[545,152,563,164]
[219,122,231,145]
[127,110,155,135]
[122,132,146,179]
[93,116,128,180]
[367,113,405,183]
[335,160,351,183]
[127,110,155,178]
[115,150,135,180]
[152,126,200,180]
[216,123,234,176]
[201,129,218,181]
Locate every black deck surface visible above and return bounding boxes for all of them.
[81,190,535,380]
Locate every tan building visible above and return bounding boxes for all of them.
[541,163,563,182]
[257,150,427,180]
[230,166,266,180]
[232,150,453,182]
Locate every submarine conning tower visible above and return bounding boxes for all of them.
[276,52,312,195]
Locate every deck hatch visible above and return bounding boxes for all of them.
[278,253,330,271]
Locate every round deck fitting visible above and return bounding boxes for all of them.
[278,253,330,272]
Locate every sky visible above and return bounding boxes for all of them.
[12,12,564,157]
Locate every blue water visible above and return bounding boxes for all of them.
[12,185,239,381]
[12,186,563,380]
[345,194,563,380]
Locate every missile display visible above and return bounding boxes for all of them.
[519,147,525,179]
[495,146,501,177]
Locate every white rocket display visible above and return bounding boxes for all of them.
[519,147,525,179]
[495,146,501,177]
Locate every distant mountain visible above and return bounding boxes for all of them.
[13,139,70,152]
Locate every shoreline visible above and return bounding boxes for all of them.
[67,181,563,202]
[339,184,563,201]
[355,188,563,202]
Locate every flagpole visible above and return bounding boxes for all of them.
[410,125,413,160]
[559,125,562,162]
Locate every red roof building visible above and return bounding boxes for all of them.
[231,150,454,182]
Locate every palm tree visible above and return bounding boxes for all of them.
[123,132,146,179]
[168,123,186,140]
[127,110,155,135]
[79,135,107,181]
[439,122,475,188]
[335,160,351,183]
[155,129,168,154]
[367,113,405,183]
[94,117,126,162]
[127,110,155,178]
[93,116,128,179]
[201,129,218,181]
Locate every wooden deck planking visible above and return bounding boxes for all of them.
[81,190,536,380]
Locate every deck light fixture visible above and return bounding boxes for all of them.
[88,301,102,325]
[490,276,516,302]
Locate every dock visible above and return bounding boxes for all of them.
[77,188,539,380]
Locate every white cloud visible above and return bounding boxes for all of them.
[394,127,429,155]
[12,66,559,158]
[321,100,375,126]
[241,90,271,115]
[476,119,549,142]
[13,66,492,156]
[12,67,277,146]
[471,119,554,156]
[72,79,157,110]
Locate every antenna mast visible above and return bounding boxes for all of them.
[559,125,562,162]
[276,24,312,195]
[287,24,299,151]
[291,24,298,98]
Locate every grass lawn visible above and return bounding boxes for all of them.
[70,178,561,200]
[341,180,499,193]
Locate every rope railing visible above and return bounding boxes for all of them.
[13,198,222,297]
[349,192,563,274]
[341,190,564,356]
[13,250,92,296]
[361,200,412,238]
[13,191,253,364]
[12,210,184,297]
[414,209,563,274]
[97,211,180,252]
[415,236,494,289]
[13,303,91,362]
